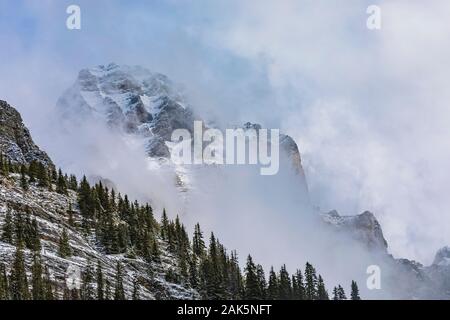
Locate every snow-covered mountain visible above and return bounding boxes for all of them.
[0,100,197,299]
[0,100,53,167]
[56,63,309,196]
[1,63,448,299]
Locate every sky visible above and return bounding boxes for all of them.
[1,0,450,266]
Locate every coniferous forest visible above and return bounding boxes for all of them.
[0,154,361,300]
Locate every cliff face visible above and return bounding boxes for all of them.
[0,100,53,167]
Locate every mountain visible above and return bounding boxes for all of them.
[56,63,309,196]
[0,100,53,167]
[0,100,338,300]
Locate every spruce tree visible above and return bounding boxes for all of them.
[58,228,72,258]
[337,285,347,300]
[81,260,94,300]
[333,286,339,300]
[0,263,9,300]
[192,223,205,257]
[244,255,260,299]
[292,269,305,300]
[317,275,329,300]
[43,267,54,300]
[304,262,318,300]
[351,280,361,300]
[31,252,44,300]
[1,208,14,244]
[114,262,125,300]
[20,165,29,191]
[278,265,292,300]
[96,260,104,300]
[56,169,68,195]
[132,276,140,300]
[9,244,30,300]
[267,267,279,300]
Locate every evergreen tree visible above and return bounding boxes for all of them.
[31,252,44,300]
[337,285,347,300]
[333,286,339,300]
[160,209,169,240]
[317,275,329,300]
[132,276,140,300]
[43,267,54,300]
[9,244,30,300]
[81,260,94,300]
[37,163,49,188]
[0,263,9,300]
[351,280,361,300]
[278,265,292,300]
[256,264,267,299]
[58,228,72,258]
[114,262,125,300]
[20,165,29,191]
[292,269,305,300]
[96,260,104,300]
[192,223,205,257]
[244,255,260,299]
[267,267,279,300]
[56,169,68,195]
[1,208,14,244]
[304,262,318,300]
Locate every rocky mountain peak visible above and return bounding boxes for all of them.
[0,100,53,167]
[433,246,450,266]
[322,210,388,252]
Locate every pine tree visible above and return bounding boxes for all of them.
[0,263,9,300]
[96,260,104,300]
[67,203,75,227]
[351,280,361,300]
[304,262,318,300]
[333,286,339,300]
[43,267,54,300]
[9,244,30,300]
[267,267,279,299]
[114,262,125,300]
[81,260,94,300]
[337,285,347,300]
[31,252,44,300]
[132,276,140,300]
[56,169,68,195]
[192,223,205,257]
[317,275,329,300]
[1,208,14,244]
[160,209,169,240]
[58,228,72,258]
[244,255,260,299]
[37,163,49,188]
[278,264,292,300]
[20,165,29,191]
[292,269,305,300]
[256,264,267,299]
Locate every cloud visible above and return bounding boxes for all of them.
[1,0,450,270]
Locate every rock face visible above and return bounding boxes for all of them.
[0,101,196,299]
[56,63,310,198]
[0,100,53,167]
[57,63,195,159]
[322,210,388,253]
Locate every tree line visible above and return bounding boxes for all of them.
[0,154,361,300]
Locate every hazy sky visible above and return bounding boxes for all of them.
[1,0,450,265]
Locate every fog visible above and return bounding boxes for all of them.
[1,0,450,297]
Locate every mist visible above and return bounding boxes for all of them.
[1,0,450,297]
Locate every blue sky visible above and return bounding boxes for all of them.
[1,0,450,264]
